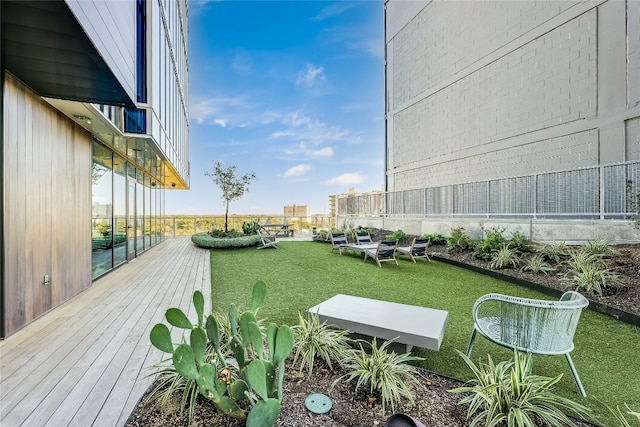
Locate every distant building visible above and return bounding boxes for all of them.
[1,0,189,336]
[284,205,309,219]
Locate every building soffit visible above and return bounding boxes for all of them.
[1,0,134,107]
[44,97,188,190]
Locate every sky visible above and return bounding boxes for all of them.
[165,0,385,215]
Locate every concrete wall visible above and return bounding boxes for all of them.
[340,215,639,244]
[385,0,640,192]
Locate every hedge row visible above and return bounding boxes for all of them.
[191,232,261,249]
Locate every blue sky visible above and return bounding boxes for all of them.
[166,0,384,215]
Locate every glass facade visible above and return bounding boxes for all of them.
[92,140,165,279]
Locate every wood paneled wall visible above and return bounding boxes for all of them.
[3,72,92,337]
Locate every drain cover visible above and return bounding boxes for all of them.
[304,393,332,414]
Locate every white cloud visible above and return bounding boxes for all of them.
[296,64,325,86]
[190,96,247,126]
[306,147,333,158]
[325,173,366,186]
[313,3,356,21]
[284,164,312,177]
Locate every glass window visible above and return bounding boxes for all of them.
[92,142,113,279]
[136,169,145,253]
[113,157,127,267]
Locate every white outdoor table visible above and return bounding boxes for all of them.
[309,294,449,352]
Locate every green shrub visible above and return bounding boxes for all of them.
[191,232,260,249]
[208,228,241,238]
[242,221,262,235]
[333,338,424,413]
[489,243,520,269]
[450,348,591,427]
[521,254,556,275]
[447,227,473,253]
[539,241,568,264]
[291,312,352,377]
[422,232,447,245]
[509,231,532,252]
[473,227,506,260]
[385,229,406,242]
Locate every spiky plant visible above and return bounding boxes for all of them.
[450,348,591,427]
[490,243,520,269]
[332,338,424,413]
[583,238,619,258]
[564,249,623,295]
[539,241,568,264]
[521,254,556,275]
[608,403,640,427]
[291,311,352,376]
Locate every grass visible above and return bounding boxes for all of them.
[209,241,640,426]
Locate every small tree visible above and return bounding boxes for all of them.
[205,161,256,232]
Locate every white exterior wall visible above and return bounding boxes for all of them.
[385,0,640,192]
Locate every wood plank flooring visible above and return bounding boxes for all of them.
[0,237,211,427]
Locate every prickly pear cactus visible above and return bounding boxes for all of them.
[148,280,294,426]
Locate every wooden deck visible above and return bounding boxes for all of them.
[0,237,211,427]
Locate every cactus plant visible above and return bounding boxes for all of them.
[148,280,293,426]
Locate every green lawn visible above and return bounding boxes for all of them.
[209,241,640,426]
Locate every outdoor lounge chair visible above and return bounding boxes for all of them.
[257,229,279,249]
[466,291,589,397]
[330,232,349,255]
[363,239,398,267]
[397,237,431,263]
[356,230,373,244]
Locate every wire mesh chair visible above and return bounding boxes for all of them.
[466,291,589,397]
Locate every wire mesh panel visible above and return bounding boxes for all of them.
[489,176,535,216]
[537,168,599,217]
[602,162,640,218]
[425,185,453,215]
[453,181,488,215]
[386,191,404,216]
[403,188,425,216]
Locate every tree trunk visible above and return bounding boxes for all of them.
[225,201,229,233]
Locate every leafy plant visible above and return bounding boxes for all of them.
[539,242,568,264]
[608,402,640,427]
[521,254,556,275]
[208,228,241,238]
[385,229,406,243]
[291,312,352,377]
[583,238,619,258]
[473,227,506,260]
[489,243,520,270]
[564,250,623,296]
[242,221,262,235]
[422,232,446,245]
[205,161,256,233]
[332,338,424,413]
[450,348,591,427]
[447,227,473,253]
[149,281,294,426]
[509,231,532,252]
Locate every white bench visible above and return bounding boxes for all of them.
[309,294,449,352]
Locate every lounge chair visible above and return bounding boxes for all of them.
[330,232,349,255]
[363,239,398,267]
[397,237,431,263]
[356,231,373,244]
[257,229,278,249]
[466,291,589,397]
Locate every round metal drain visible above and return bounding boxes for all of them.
[304,393,332,414]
